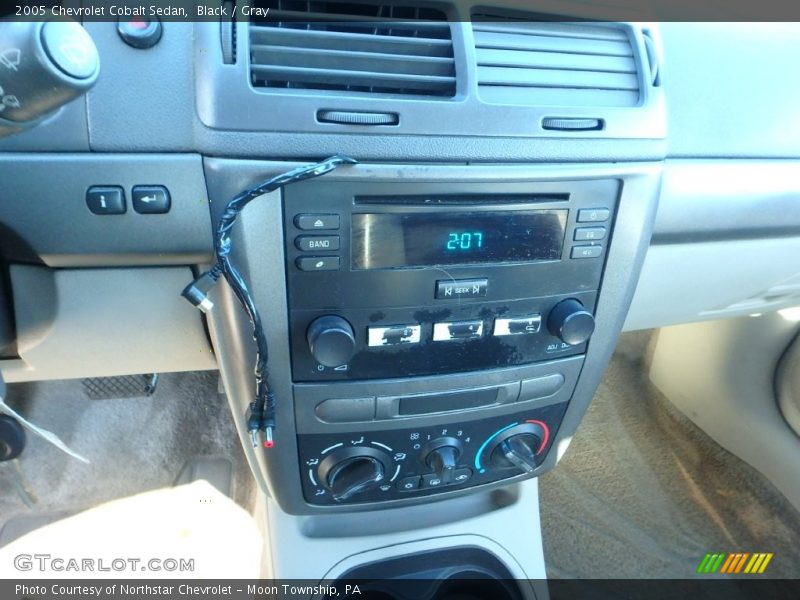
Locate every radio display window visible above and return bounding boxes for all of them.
[352,210,568,270]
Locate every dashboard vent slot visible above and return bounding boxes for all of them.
[250,1,455,98]
[472,16,639,107]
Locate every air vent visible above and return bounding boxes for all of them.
[472,16,640,107]
[249,1,456,98]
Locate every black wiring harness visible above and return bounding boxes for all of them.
[182,155,357,448]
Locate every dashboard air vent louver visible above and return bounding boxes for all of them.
[472,16,639,107]
[249,1,456,98]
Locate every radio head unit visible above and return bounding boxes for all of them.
[283,178,618,383]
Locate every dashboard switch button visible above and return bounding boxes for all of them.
[577,208,610,223]
[571,245,603,259]
[296,256,340,271]
[132,186,170,214]
[574,226,607,241]
[295,214,340,231]
[296,236,340,252]
[86,186,125,215]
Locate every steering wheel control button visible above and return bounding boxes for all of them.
[86,186,125,215]
[295,214,340,231]
[574,226,607,241]
[296,256,340,272]
[367,324,421,347]
[433,320,484,341]
[435,278,488,300]
[493,315,542,337]
[41,21,99,79]
[571,245,604,259]
[577,208,610,223]
[132,186,170,214]
[296,235,340,252]
[396,476,421,492]
[117,17,163,50]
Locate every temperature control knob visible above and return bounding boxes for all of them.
[317,447,391,502]
[307,315,356,368]
[548,299,595,346]
[0,20,99,129]
[485,422,547,474]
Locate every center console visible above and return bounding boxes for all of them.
[203,160,662,518]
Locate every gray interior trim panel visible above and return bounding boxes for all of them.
[0,154,213,267]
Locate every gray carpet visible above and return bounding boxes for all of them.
[0,371,256,546]
[540,332,800,578]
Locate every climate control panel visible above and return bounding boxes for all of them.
[297,402,567,506]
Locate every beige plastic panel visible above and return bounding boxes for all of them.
[649,313,800,510]
[625,238,800,331]
[0,266,216,382]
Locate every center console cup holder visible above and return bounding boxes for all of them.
[335,547,525,600]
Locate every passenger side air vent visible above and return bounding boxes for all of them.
[249,1,456,98]
[471,15,640,107]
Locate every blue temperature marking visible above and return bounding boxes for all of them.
[475,422,519,473]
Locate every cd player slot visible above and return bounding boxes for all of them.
[353,193,570,206]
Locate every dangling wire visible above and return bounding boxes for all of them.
[182,155,357,448]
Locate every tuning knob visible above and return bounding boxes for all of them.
[422,437,462,485]
[486,422,547,474]
[548,299,595,346]
[317,447,389,502]
[307,315,356,368]
[0,20,99,129]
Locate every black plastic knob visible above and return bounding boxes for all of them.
[0,20,99,128]
[548,299,595,346]
[316,449,388,502]
[426,445,460,485]
[485,422,547,474]
[307,315,356,368]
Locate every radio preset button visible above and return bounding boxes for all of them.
[295,214,340,231]
[574,226,606,241]
[577,208,610,223]
[368,325,421,347]
[296,256,340,271]
[433,320,484,341]
[435,279,488,300]
[571,245,604,259]
[296,235,340,252]
[494,315,542,336]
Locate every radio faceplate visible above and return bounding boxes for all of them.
[283,178,619,382]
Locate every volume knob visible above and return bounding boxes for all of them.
[307,315,356,368]
[548,299,595,346]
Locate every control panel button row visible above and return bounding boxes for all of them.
[368,324,422,347]
[493,315,542,336]
[432,320,484,341]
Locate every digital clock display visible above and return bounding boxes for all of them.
[352,210,567,270]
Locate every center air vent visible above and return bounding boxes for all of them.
[249,1,456,98]
[472,15,640,107]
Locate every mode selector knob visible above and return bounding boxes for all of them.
[548,299,595,346]
[307,315,356,368]
[317,447,391,502]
